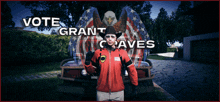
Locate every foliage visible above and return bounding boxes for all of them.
[1,29,71,66]
[1,61,60,77]
[2,77,171,101]
[150,8,170,53]
[51,29,58,35]
[147,55,170,60]
[1,1,15,28]
[20,1,194,53]
[167,48,177,52]
[20,1,152,31]
[1,78,67,101]
[172,1,194,42]
[149,1,193,53]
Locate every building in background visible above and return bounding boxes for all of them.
[183,1,219,64]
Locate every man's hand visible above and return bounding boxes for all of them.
[85,51,94,65]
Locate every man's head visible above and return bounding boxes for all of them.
[105,34,117,47]
[99,26,122,48]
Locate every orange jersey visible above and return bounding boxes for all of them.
[85,48,138,92]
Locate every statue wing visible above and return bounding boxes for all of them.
[68,7,106,65]
[113,6,150,65]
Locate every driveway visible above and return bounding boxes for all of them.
[150,59,219,101]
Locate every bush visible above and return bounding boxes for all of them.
[1,29,71,66]
[178,48,183,58]
[167,48,177,52]
[151,41,167,53]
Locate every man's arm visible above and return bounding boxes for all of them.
[84,51,98,75]
[122,50,138,86]
[121,50,138,96]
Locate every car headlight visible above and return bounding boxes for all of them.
[81,69,87,76]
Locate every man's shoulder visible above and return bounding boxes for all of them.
[117,49,127,53]
[92,49,101,58]
[116,49,129,56]
[94,49,101,53]
[94,49,106,53]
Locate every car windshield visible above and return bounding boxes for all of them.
[62,60,83,66]
[134,61,151,67]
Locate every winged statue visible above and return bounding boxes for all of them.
[68,6,150,66]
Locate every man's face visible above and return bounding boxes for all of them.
[105,34,116,47]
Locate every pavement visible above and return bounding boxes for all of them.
[153,82,178,101]
[150,59,219,101]
[1,59,219,101]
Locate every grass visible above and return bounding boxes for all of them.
[1,61,61,77]
[125,88,173,101]
[147,55,170,60]
[1,78,76,101]
[147,55,181,60]
[1,77,172,101]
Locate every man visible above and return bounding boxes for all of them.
[84,26,138,101]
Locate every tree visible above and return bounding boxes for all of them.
[140,1,153,37]
[151,8,170,53]
[21,1,83,31]
[173,1,193,42]
[20,1,153,32]
[50,29,57,35]
[166,11,177,43]
[1,1,15,28]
